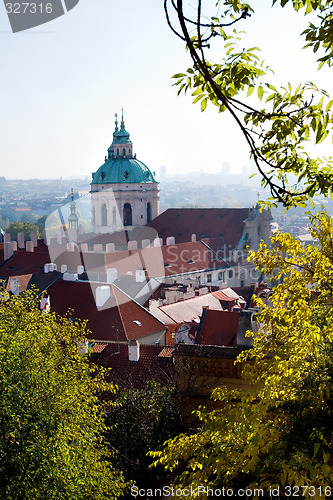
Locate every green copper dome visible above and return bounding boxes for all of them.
[91,111,157,185]
[92,158,156,184]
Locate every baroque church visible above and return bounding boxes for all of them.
[90,112,159,234]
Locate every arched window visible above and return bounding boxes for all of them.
[123,203,132,226]
[101,204,107,226]
[147,202,151,223]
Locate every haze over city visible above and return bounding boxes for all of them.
[1,0,332,180]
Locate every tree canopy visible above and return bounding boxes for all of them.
[166,0,333,207]
[0,288,125,500]
[152,210,333,498]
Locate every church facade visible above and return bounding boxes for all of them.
[91,112,159,234]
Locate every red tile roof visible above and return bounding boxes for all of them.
[212,288,241,302]
[93,342,174,389]
[148,208,250,247]
[0,241,50,277]
[48,279,166,342]
[197,309,239,346]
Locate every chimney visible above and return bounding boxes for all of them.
[142,239,150,248]
[30,231,38,247]
[154,238,162,247]
[107,268,117,284]
[191,233,196,242]
[136,269,146,283]
[26,241,34,253]
[128,240,138,251]
[79,243,88,253]
[63,272,78,282]
[67,242,75,252]
[128,340,140,362]
[3,233,11,243]
[93,244,103,254]
[4,242,13,261]
[11,241,17,252]
[17,232,25,249]
[61,264,68,274]
[95,285,111,307]
[77,265,84,275]
[106,243,115,253]
[166,236,175,245]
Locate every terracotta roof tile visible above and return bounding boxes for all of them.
[93,342,174,389]
[148,208,250,247]
[197,309,239,346]
[48,279,166,343]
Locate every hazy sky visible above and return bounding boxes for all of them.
[0,0,332,180]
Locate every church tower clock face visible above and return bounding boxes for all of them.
[90,111,159,234]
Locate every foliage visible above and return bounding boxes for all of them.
[106,380,183,487]
[0,288,126,500]
[166,0,333,207]
[6,220,40,240]
[152,211,333,498]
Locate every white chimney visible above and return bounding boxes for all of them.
[44,263,57,273]
[3,233,11,243]
[26,241,34,253]
[128,240,138,251]
[79,243,88,253]
[4,243,13,261]
[30,231,38,247]
[17,232,25,249]
[93,244,103,254]
[63,272,78,282]
[67,242,75,252]
[136,270,146,283]
[128,340,140,362]
[166,236,175,245]
[153,237,163,247]
[61,264,68,274]
[77,265,84,275]
[107,268,117,284]
[106,243,115,253]
[142,239,150,248]
[191,233,196,242]
[95,285,111,307]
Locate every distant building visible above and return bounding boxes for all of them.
[91,111,159,234]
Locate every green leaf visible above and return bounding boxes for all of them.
[258,85,264,101]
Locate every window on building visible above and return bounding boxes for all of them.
[123,148,125,156]
[101,204,107,226]
[123,203,132,226]
[147,202,151,223]
[228,270,233,279]
[218,271,224,281]
[206,274,212,283]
